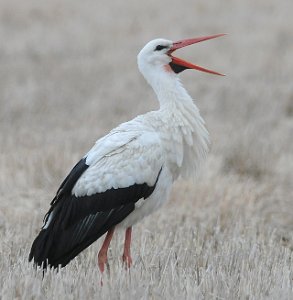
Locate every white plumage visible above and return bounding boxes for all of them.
[29,35,224,271]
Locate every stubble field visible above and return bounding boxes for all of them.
[0,0,293,299]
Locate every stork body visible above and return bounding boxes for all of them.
[29,35,224,270]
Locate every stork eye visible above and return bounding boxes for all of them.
[155,45,168,51]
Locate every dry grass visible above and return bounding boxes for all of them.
[0,0,293,299]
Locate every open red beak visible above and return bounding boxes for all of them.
[168,34,226,76]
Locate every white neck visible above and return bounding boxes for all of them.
[144,68,210,179]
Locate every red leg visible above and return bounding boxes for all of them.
[98,227,115,273]
[122,227,133,268]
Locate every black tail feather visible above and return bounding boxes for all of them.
[29,204,135,269]
[29,228,54,269]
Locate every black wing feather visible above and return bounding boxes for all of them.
[29,156,162,269]
[48,205,134,268]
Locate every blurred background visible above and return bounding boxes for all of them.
[0,0,292,298]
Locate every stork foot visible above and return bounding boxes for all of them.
[97,228,115,273]
[122,227,133,269]
[98,251,108,273]
[122,252,133,269]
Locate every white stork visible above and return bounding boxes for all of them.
[29,34,225,272]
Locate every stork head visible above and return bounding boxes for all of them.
[137,34,225,85]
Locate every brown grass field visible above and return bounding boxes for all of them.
[0,0,293,299]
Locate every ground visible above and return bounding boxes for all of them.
[0,0,293,299]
